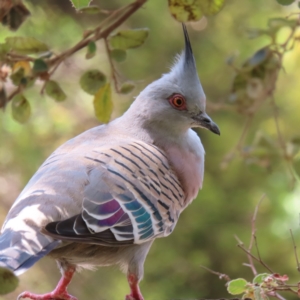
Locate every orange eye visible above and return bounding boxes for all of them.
[168,94,187,110]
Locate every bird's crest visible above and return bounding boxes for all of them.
[168,24,201,87]
[182,23,197,72]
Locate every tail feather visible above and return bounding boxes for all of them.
[0,229,60,275]
[15,240,60,275]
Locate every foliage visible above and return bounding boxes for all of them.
[1,0,300,299]
[93,83,113,123]
[0,0,148,124]
[0,267,19,295]
[168,0,225,22]
[221,14,300,189]
[227,274,291,299]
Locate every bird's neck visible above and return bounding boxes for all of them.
[115,112,205,207]
[155,130,205,207]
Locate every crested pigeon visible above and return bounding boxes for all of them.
[0,24,220,300]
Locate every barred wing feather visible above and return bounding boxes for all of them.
[44,141,185,246]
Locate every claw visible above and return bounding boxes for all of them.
[17,266,77,300]
[17,291,78,300]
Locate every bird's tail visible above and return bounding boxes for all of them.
[0,229,59,276]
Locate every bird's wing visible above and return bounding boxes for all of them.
[43,140,185,246]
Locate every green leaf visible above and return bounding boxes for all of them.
[5,36,49,54]
[227,278,248,295]
[22,77,36,89]
[78,5,102,14]
[168,0,203,22]
[69,0,92,10]
[80,70,106,95]
[109,29,149,50]
[93,83,113,123]
[0,267,19,295]
[275,0,295,5]
[32,59,48,73]
[45,80,67,102]
[11,94,31,123]
[86,41,97,59]
[199,0,225,16]
[168,0,224,21]
[10,67,25,86]
[11,61,31,86]
[120,82,135,94]
[254,287,268,300]
[110,49,127,62]
[253,273,270,284]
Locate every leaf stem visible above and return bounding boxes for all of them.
[104,39,119,93]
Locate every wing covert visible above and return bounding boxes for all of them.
[44,141,185,246]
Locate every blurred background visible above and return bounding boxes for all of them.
[1,0,300,299]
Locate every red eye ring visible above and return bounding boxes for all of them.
[168,94,187,110]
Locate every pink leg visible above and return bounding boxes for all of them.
[18,267,77,300]
[125,273,144,300]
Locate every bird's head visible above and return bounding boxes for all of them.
[128,24,220,136]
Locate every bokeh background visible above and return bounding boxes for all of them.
[1,0,300,299]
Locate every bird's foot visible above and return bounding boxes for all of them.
[125,273,144,300]
[17,291,78,300]
[125,294,144,300]
[18,266,77,300]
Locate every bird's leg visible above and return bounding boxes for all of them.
[17,266,77,300]
[125,273,144,300]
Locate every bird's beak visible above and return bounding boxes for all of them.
[193,112,220,135]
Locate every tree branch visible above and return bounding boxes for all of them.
[6,0,147,102]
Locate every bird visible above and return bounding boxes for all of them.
[0,24,220,300]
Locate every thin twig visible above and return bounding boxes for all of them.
[290,229,300,272]
[286,12,300,19]
[104,38,119,92]
[48,0,146,66]
[200,265,231,282]
[268,291,287,300]
[270,97,287,156]
[270,96,297,186]
[281,20,299,50]
[253,235,263,269]
[220,18,300,172]
[221,115,254,168]
[7,86,21,100]
[247,194,266,275]
[235,237,274,273]
[6,53,35,62]
[236,116,254,152]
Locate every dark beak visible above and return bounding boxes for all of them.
[193,112,220,135]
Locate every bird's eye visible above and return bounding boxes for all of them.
[168,94,187,111]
